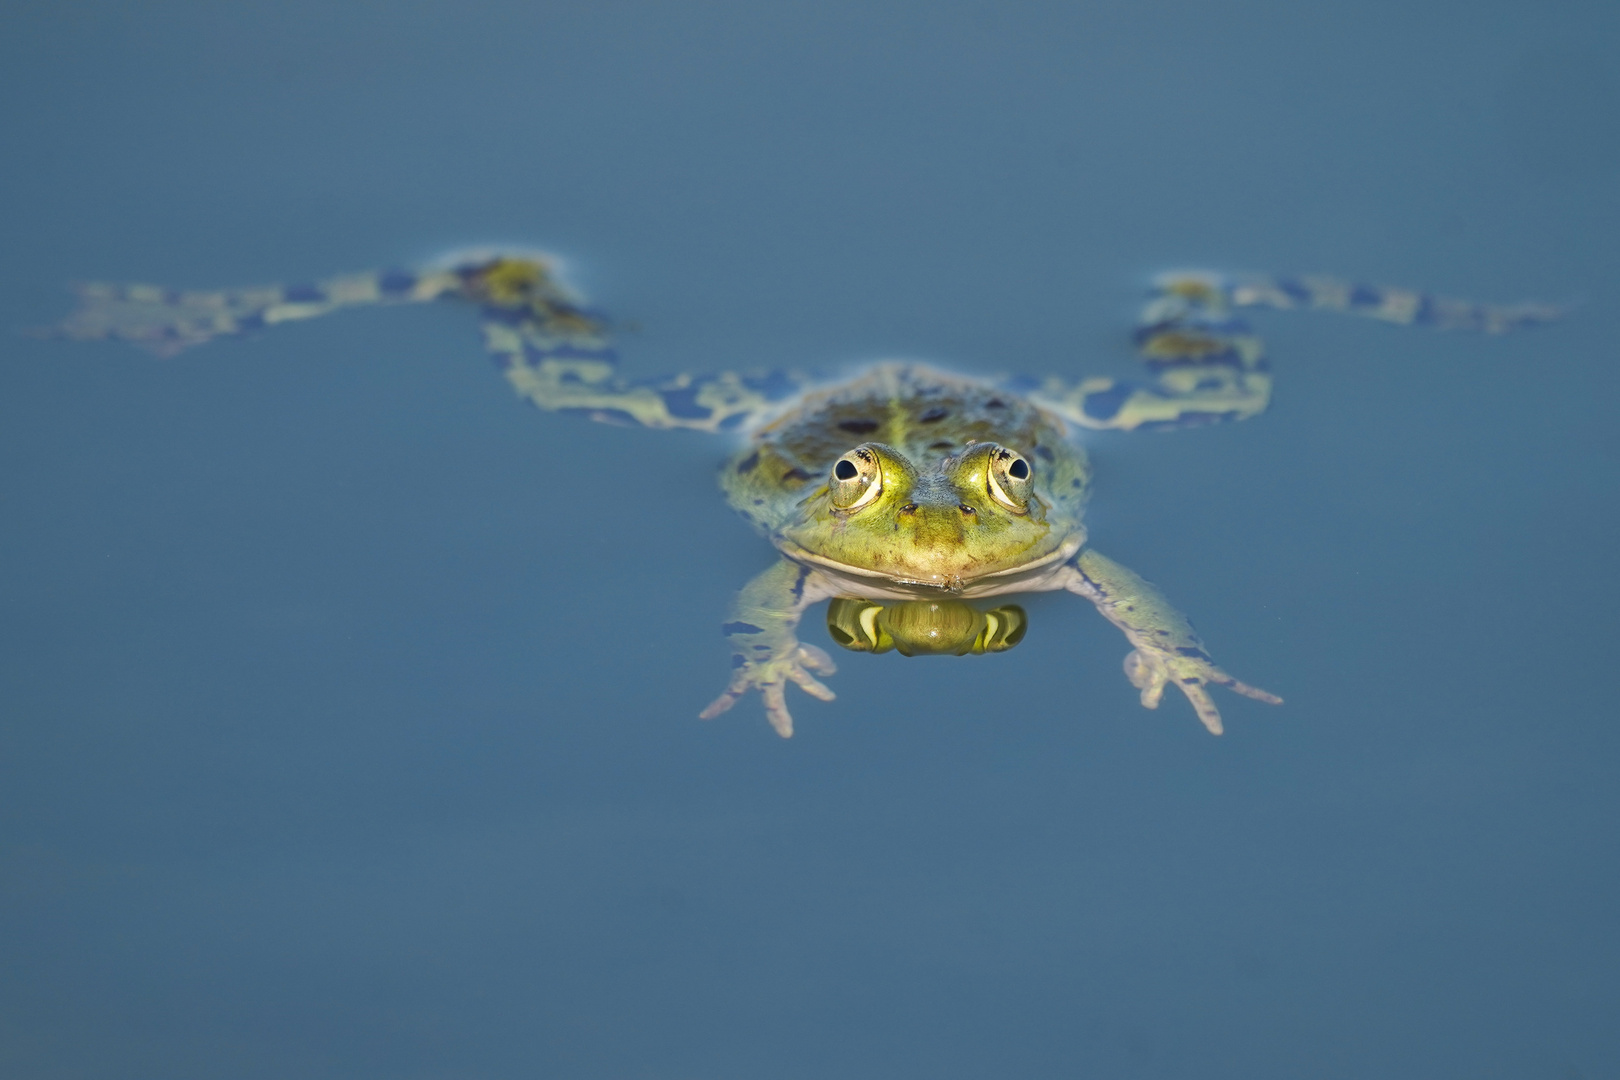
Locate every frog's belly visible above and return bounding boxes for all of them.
[779,534,1084,599]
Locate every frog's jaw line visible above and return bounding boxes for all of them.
[776,533,1084,599]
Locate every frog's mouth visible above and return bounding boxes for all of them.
[776,532,1083,598]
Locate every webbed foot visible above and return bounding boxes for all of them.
[699,642,837,738]
[1122,646,1281,735]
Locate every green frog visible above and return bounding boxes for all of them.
[48,248,1558,737]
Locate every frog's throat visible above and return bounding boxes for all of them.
[775,533,1085,599]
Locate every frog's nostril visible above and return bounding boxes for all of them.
[958,504,976,517]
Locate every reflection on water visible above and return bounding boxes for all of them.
[826,597,1028,656]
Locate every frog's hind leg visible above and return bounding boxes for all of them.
[1210,271,1566,334]
[43,250,813,434]
[482,287,813,434]
[43,266,469,357]
[1027,270,1563,433]
[1026,273,1273,432]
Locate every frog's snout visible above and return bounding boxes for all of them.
[894,482,979,543]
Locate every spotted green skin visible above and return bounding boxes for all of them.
[724,364,1090,593]
[51,251,1557,740]
[697,361,1284,739]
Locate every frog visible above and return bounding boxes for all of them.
[46,248,1560,737]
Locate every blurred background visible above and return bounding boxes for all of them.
[1,1,1617,1076]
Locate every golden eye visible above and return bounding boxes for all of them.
[987,447,1032,513]
[829,446,883,511]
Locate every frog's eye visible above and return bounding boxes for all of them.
[987,447,1032,513]
[830,446,883,512]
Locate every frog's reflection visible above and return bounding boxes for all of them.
[825,598,1028,657]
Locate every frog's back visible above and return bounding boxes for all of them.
[757,363,1053,464]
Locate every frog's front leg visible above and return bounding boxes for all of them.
[1062,548,1281,734]
[699,559,840,738]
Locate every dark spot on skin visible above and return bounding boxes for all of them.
[1176,646,1213,661]
[929,441,954,451]
[1035,445,1055,462]
[838,419,880,435]
[790,565,809,600]
[1071,479,1082,489]
[918,407,949,423]
[660,387,711,420]
[985,398,1006,409]
[283,284,325,303]
[1181,677,1201,684]
[1350,285,1383,308]
[1275,278,1312,304]
[753,498,764,506]
[835,459,859,480]
[722,622,764,635]
[1082,384,1136,422]
[736,451,759,474]
[782,468,814,483]
[378,271,417,295]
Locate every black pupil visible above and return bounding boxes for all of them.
[835,460,859,480]
[1008,458,1029,479]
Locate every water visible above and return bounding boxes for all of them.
[2,1,1618,1076]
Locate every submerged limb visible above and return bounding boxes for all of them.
[470,255,813,432]
[45,249,813,434]
[43,249,602,360]
[42,264,471,357]
[700,559,838,737]
[1026,274,1272,432]
[1201,270,1566,334]
[1027,269,1562,433]
[1062,548,1280,735]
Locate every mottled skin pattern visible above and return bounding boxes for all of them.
[700,362,1279,736]
[46,249,1560,738]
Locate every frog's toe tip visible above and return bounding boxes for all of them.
[797,643,837,675]
[698,696,736,721]
[1230,681,1283,705]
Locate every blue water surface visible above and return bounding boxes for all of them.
[2,2,1618,1077]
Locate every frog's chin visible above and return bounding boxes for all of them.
[775,533,1084,599]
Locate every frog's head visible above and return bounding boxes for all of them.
[779,441,1057,586]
